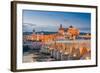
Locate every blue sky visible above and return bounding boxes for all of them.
[23,10,91,33]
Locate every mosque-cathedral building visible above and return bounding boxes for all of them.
[25,24,81,42]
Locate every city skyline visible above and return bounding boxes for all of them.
[23,10,91,33]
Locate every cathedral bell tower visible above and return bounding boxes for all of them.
[60,24,62,29]
[32,29,35,34]
[58,24,64,35]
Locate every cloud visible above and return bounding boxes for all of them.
[23,23,36,27]
[22,23,36,32]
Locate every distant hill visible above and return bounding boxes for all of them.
[23,32,33,35]
[80,32,91,35]
[36,31,57,35]
[23,31,90,35]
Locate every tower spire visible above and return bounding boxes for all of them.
[60,24,62,28]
